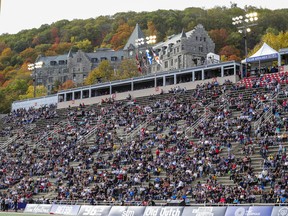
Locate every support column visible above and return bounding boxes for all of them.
[174,74,177,85]
[201,69,204,80]
[192,71,195,82]
[221,66,224,77]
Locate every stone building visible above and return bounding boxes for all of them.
[34,23,214,93]
[123,24,215,74]
[36,48,124,93]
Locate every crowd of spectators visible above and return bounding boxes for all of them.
[0,74,288,207]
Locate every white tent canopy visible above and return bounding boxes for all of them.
[244,42,279,63]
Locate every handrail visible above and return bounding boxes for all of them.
[33,120,67,148]
[253,91,279,130]
[48,199,287,207]
[126,120,149,142]
[185,106,214,136]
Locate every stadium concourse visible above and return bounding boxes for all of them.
[0,71,288,211]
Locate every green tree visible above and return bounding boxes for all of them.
[75,39,93,52]
[19,85,47,100]
[117,59,140,79]
[85,60,114,85]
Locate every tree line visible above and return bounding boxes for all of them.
[0,4,287,112]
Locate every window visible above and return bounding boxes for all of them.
[204,37,206,42]
[77,58,82,62]
[196,36,198,41]
[37,78,43,84]
[59,60,65,65]
[92,58,98,63]
[101,57,107,61]
[48,77,53,83]
[170,59,173,66]
[157,64,161,71]
[199,46,203,52]
[111,56,117,61]
[164,61,168,68]
[50,61,57,66]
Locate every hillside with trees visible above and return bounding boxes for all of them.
[0,4,287,112]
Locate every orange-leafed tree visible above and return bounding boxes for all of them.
[147,21,158,36]
[19,47,38,63]
[219,45,241,61]
[50,42,72,54]
[60,80,76,90]
[209,28,229,53]
[51,27,60,44]
[110,23,134,50]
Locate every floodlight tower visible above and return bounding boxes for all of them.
[232,12,258,59]
[28,61,44,98]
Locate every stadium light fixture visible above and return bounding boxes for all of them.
[232,12,258,59]
[28,61,44,98]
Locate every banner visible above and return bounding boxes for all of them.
[23,204,52,214]
[271,206,288,216]
[143,206,184,216]
[50,204,81,215]
[125,206,146,216]
[78,205,112,216]
[225,206,273,216]
[224,206,250,216]
[182,206,227,216]
[107,206,128,216]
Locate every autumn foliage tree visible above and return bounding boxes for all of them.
[219,45,241,61]
[60,80,76,90]
[209,28,229,53]
[110,23,134,50]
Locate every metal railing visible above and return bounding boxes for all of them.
[253,92,279,130]
[185,106,214,137]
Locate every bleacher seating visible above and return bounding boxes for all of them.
[0,77,288,206]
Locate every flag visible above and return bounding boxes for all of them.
[135,54,142,73]
[151,49,162,66]
[146,49,153,65]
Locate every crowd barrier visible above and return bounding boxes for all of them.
[24,204,288,216]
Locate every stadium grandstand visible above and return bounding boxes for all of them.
[2,56,288,215]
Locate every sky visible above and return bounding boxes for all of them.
[0,0,287,35]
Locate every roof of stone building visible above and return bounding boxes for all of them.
[153,24,205,50]
[123,23,145,51]
[37,54,68,67]
[85,49,125,59]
